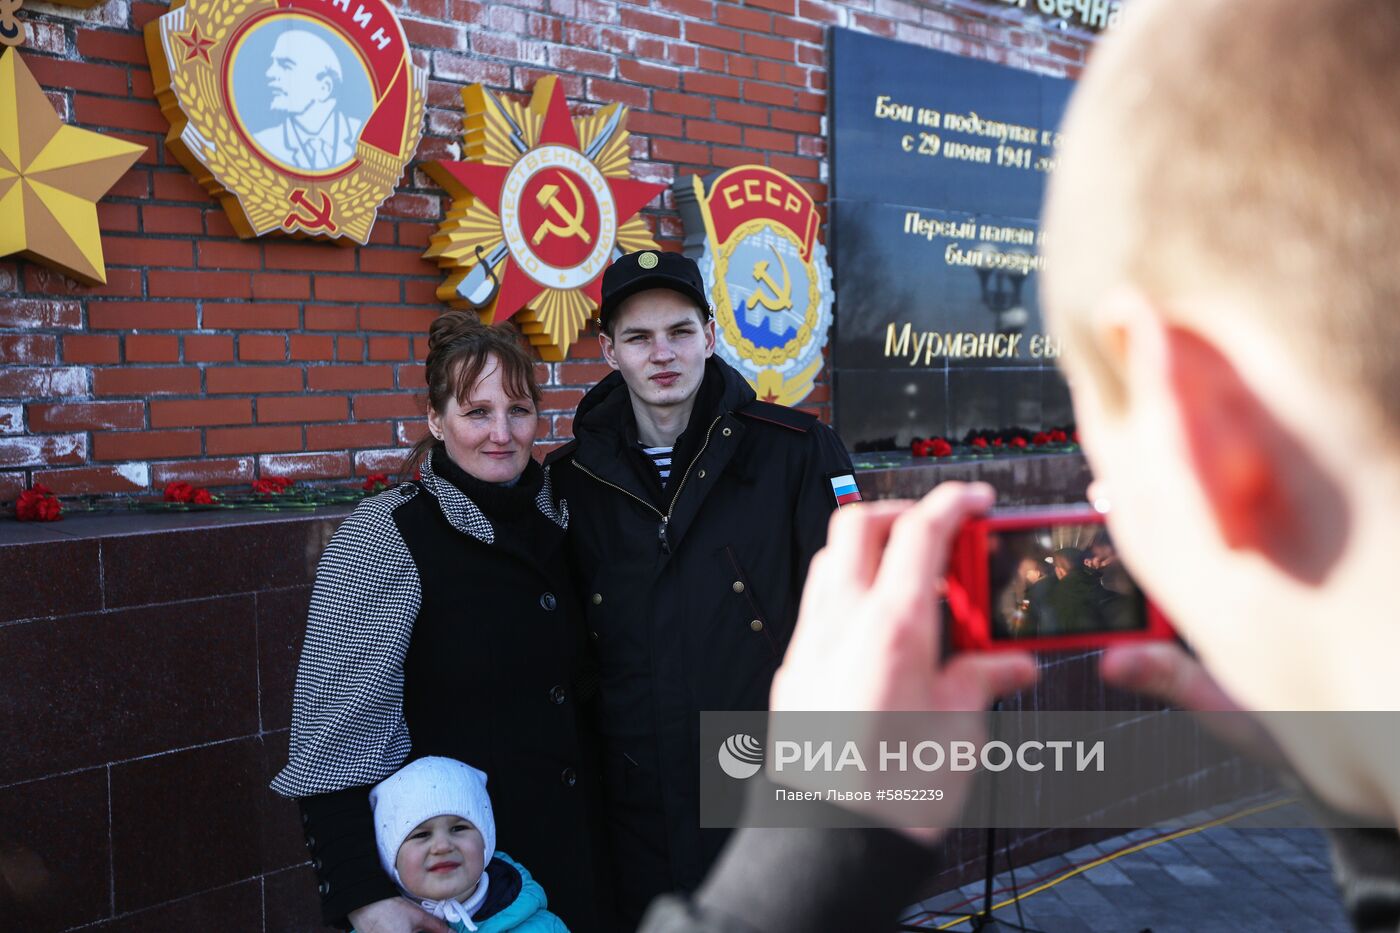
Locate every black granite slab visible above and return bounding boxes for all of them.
[256,586,313,733]
[89,880,262,933]
[110,739,265,913]
[0,539,102,624]
[0,596,260,785]
[0,768,110,931]
[100,517,343,609]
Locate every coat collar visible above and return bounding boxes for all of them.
[418,449,568,545]
[563,358,755,549]
[567,357,754,494]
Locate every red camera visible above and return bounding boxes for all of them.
[946,505,1174,653]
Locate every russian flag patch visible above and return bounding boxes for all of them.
[830,473,862,507]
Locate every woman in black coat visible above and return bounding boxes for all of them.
[271,314,605,933]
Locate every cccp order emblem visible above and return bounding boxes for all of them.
[424,76,665,361]
[145,0,426,243]
[676,166,833,405]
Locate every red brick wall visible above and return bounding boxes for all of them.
[0,0,1094,506]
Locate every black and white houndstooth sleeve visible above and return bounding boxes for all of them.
[270,485,423,798]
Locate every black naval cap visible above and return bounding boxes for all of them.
[598,250,711,332]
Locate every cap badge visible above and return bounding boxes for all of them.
[637,251,659,270]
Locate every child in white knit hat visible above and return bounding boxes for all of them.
[362,757,568,933]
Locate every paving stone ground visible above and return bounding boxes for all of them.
[901,801,1348,932]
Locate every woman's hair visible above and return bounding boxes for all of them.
[401,312,542,478]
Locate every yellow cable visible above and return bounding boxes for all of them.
[931,797,1298,930]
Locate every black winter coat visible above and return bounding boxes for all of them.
[271,450,607,931]
[547,357,855,919]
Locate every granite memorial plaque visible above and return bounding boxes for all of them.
[829,28,1075,449]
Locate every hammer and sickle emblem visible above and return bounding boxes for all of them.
[749,244,793,313]
[283,188,338,233]
[0,0,24,48]
[531,171,591,246]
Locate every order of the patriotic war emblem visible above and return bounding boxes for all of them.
[145,0,426,243]
[677,166,834,405]
[424,75,666,361]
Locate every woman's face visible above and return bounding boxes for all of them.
[427,354,537,484]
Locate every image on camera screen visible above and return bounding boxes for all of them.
[987,525,1146,640]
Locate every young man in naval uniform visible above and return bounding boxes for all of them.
[547,249,857,926]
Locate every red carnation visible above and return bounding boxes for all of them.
[992,437,1005,447]
[164,481,195,503]
[1032,432,1051,445]
[911,439,928,457]
[363,473,390,492]
[971,437,988,449]
[930,438,953,457]
[16,484,61,522]
[1049,429,1068,443]
[1010,436,1028,449]
[192,488,215,505]
[253,476,293,495]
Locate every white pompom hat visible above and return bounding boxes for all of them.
[369,757,497,885]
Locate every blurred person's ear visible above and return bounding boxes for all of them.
[1160,320,1346,585]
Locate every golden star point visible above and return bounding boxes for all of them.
[0,47,145,285]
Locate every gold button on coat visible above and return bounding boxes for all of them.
[722,427,732,437]
[732,581,745,593]
[750,619,763,632]
[591,593,603,605]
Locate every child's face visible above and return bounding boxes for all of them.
[395,815,486,902]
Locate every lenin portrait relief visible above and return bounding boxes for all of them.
[236,20,372,172]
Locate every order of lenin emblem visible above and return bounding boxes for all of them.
[424,76,665,361]
[676,165,833,405]
[144,0,426,243]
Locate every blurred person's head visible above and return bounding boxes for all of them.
[1018,556,1045,585]
[1052,548,1085,581]
[1043,0,1400,813]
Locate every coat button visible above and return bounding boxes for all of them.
[305,835,316,850]
[318,881,330,895]
[722,427,732,437]
[750,619,764,632]
[550,684,567,705]
[561,767,577,787]
[540,592,557,611]
[591,593,603,605]
[590,630,599,641]
[732,581,745,594]
[698,469,706,479]
[312,857,322,871]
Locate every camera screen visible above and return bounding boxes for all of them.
[987,525,1146,640]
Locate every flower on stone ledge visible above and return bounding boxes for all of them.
[911,437,953,458]
[16,484,61,522]
[252,476,294,495]
[164,481,216,505]
[164,481,194,502]
[363,473,390,493]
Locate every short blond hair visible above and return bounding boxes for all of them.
[1044,0,1400,431]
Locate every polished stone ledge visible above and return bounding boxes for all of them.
[853,450,1092,505]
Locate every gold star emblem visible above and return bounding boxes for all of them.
[0,48,145,285]
[175,25,215,64]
